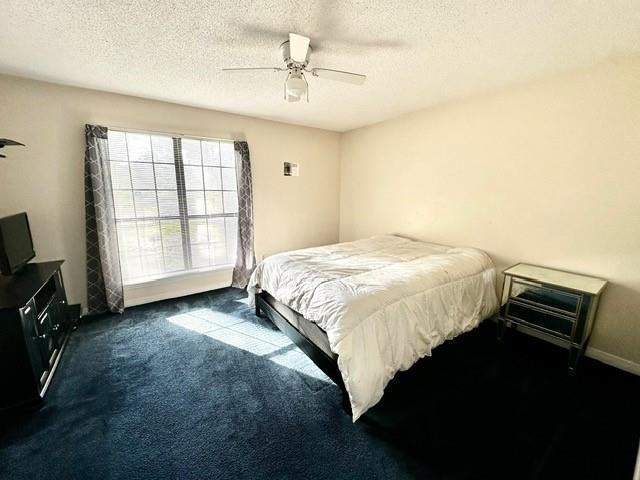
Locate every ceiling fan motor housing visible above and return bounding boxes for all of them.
[280,40,312,69]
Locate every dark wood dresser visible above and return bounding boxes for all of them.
[0,261,74,411]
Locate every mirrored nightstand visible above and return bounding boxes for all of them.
[498,263,607,373]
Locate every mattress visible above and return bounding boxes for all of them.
[248,234,498,421]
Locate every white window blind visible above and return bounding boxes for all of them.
[107,130,238,284]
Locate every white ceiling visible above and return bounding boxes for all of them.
[1,1,639,132]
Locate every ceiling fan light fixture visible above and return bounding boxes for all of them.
[285,72,307,99]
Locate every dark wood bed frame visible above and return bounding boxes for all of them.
[255,291,348,397]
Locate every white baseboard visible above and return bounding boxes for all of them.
[585,347,640,376]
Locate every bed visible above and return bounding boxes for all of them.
[248,235,498,421]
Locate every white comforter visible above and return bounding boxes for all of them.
[248,235,498,421]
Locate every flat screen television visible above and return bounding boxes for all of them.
[0,212,36,275]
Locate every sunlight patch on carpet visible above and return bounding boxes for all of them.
[203,327,282,355]
[270,349,331,382]
[167,308,331,384]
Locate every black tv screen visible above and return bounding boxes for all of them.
[0,212,35,275]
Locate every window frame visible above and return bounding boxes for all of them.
[106,128,239,286]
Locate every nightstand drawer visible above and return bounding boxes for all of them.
[505,300,574,337]
[510,279,582,317]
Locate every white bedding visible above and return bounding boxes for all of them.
[247,235,498,421]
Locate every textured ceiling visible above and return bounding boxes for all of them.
[1,1,639,131]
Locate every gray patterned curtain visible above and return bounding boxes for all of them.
[231,141,256,288]
[84,125,124,314]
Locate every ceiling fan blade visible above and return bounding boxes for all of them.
[222,67,285,72]
[289,33,310,62]
[310,68,366,85]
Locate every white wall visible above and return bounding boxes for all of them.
[340,57,640,365]
[0,74,341,310]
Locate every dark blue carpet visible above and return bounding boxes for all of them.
[1,287,638,479]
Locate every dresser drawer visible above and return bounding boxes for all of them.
[510,279,582,317]
[20,300,48,388]
[505,300,574,337]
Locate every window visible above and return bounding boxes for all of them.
[107,130,238,284]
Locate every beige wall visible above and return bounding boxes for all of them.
[0,74,341,310]
[340,57,640,365]
[2,58,639,366]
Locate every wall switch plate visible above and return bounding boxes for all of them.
[283,162,299,176]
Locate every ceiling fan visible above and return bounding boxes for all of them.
[222,33,366,102]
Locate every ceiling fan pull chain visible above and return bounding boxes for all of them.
[284,71,290,101]
[303,73,309,103]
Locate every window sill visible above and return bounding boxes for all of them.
[123,266,235,308]
[124,264,234,289]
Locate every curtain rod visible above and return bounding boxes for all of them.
[101,125,237,143]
